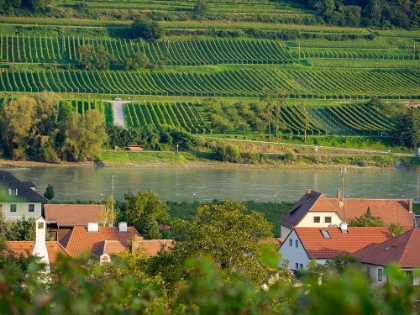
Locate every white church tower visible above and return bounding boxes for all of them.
[33,217,50,265]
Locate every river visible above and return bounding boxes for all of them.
[4,166,420,203]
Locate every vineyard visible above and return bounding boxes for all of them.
[2,67,419,99]
[123,101,393,136]
[0,35,294,65]
[122,101,208,133]
[66,98,114,125]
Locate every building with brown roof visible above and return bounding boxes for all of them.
[354,228,420,286]
[6,217,70,269]
[279,225,392,271]
[280,189,415,238]
[60,222,141,257]
[44,204,105,241]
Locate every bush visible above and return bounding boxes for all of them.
[131,15,163,41]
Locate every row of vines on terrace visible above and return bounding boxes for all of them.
[1,68,419,99]
[0,35,294,65]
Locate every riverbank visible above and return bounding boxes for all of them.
[2,150,418,170]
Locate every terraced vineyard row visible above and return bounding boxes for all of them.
[0,68,304,97]
[0,35,294,65]
[123,102,208,133]
[298,48,415,60]
[2,68,419,99]
[306,59,420,69]
[65,99,114,125]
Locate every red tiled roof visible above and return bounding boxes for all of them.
[354,229,420,268]
[45,204,105,227]
[280,190,415,230]
[135,239,174,256]
[6,241,70,263]
[295,227,392,259]
[330,198,414,229]
[60,226,140,257]
[103,240,129,255]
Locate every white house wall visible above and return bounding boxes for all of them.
[297,212,343,228]
[280,226,291,239]
[2,202,42,220]
[279,230,311,271]
[364,263,420,287]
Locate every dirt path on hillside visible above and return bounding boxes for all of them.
[108,100,130,128]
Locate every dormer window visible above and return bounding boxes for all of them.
[314,216,320,223]
[9,188,17,196]
[325,216,332,223]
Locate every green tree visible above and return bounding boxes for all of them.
[388,222,405,237]
[311,252,362,278]
[193,0,209,18]
[0,96,35,160]
[214,143,240,162]
[131,15,162,42]
[97,194,117,227]
[5,217,36,241]
[122,191,170,239]
[147,200,282,292]
[393,107,420,149]
[348,209,386,227]
[44,184,55,200]
[76,44,114,70]
[124,52,149,70]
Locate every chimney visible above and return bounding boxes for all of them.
[409,199,413,213]
[118,222,128,232]
[340,222,348,234]
[87,222,99,232]
[306,189,312,200]
[33,217,50,265]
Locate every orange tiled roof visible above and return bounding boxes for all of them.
[295,227,392,259]
[6,241,70,263]
[44,204,105,227]
[354,229,420,268]
[281,190,415,230]
[60,226,140,257]
[329,198,414,229]
[103,240,129,255]
[135,239,174,256]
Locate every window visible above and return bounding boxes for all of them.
[295,263,299,270]
[295,240,298,248]
[300,264,303,269]
[28,204,35,212]
[38,222,44,229]
[325,216,332,223]
[366,266,371,280]
[321,230,331,239]
[404,270,414,285]
[289,239,293,246]
[9,188,17,196]
[314,216,320,223]
[10,204,16,212]
[378,268,383,282]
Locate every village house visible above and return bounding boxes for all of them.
[0,170,47,220]
[354,228,420,287]
[279,225,392,272]
[280,189,415,238]
[6,217,70,269]
[44,204,105,241]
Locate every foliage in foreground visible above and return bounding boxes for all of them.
[1,244,419,314]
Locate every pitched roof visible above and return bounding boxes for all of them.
[354,229,420,268]
[332,198,414,229]
[135,239,174,256]
[6,241,70,263]
[103,240,129,255]
[0,170,46,203]
[60,226,140,257]
[44,204,105,226]
[280,190,323,229]
[295,227,392,259]
[280,189,415,230]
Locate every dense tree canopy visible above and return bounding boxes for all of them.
[301,0,420,28]
[131,15,163,41]
[124,52,150,70]
[76,44,115,70]
[0,93,107,162]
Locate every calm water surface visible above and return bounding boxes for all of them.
[4,166,420,203]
